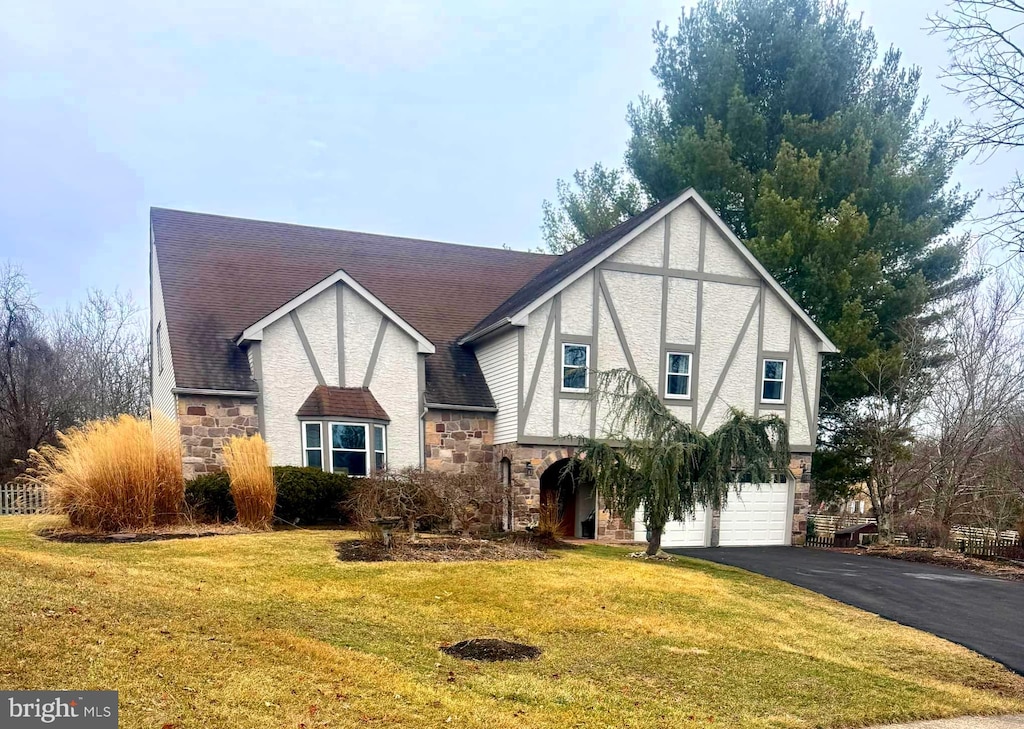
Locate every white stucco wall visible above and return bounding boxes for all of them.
[697,282,759,431]
[668,202,701,271]
[342,285,381,387]
[703,224,755,277]
[257,281,421,469]
[522,301,554,437]
[150,245,177,422]
[558,397,590,438]
[365,321,420,468]
[475,330,519,443]
[560,272,593,337]
[296,285,339,386]
[762,289,791,351]
[609,219,665,266]
[603,270,662,385]
[665,277,698,344]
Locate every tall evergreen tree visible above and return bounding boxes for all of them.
[543,0,975,490]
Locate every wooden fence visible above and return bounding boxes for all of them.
[0,482,48,515]
[956,537,1024,561]
[805,535,835,549]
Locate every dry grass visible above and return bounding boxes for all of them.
[23,414,183,531]
[223,434,275,530]
[0,518,1022,728]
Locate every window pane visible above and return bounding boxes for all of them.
[305,422,321,449]
[764,360,785,380]
[375,452,386,471]
[306,448,323,470]
[373,425,385,452]
[667,373,689,396]
[763,380,783,401]
[332,450,367,476]
[563,344,588,367]
[563,367,587,390]
[668,353,689,375]
[332,424,365,450]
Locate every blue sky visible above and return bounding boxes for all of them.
[1,0,1017,309]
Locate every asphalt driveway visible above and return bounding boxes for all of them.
[669,546,1024,675]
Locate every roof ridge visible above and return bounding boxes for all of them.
[150,207,557,260]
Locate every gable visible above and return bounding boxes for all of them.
[463,189,837,355]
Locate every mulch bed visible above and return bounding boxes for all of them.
[336,534,561,563]
[440,638,542,662]
[844,545,1024,581]
[39,526,248,543]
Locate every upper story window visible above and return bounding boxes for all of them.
[761,359,786,403]
[562,343,590,392]
[665,352,692,399]
[301,421,386,477]
[156,322,164,374]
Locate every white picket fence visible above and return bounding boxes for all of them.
[0,482,49,515]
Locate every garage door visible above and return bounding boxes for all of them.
[718,482,790,546]
[633,506,707,548]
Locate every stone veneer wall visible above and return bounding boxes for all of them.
[789,453,813,545]
[176,395,260,479]
[423,410,495,473]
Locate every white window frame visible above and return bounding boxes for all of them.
[328,421,370,477]
[156,322,164,374]
[561,342,590,393]
[373,424,387,471]
[761,358,786,404]
[664,351,692,400]
[301,421,325,470]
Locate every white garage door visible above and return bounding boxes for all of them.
[633,506,707,548]
[718,482,790,546]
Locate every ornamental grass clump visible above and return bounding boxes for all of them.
[223,434,275,530]
[24,413,184,532]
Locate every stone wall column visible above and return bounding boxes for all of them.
[176,395,260,479]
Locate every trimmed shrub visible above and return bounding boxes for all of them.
[274,466,351,525]
[184,472,233,523]
[224,435,275,530]
[185,466,350,525]
[24,413,184,532]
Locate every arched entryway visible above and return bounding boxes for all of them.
[538,458,596,539]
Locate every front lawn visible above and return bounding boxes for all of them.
[1,517,1021,728]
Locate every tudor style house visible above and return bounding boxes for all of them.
[150,189,836,547]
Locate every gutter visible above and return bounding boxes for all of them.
[423,402,498,413]
[172,387,259,398]
[457,318,511,346]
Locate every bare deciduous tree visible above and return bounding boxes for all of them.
[908,268,1024,529]
[0,264,150,477]
[853,323,935,541]
[930,0,1024,252]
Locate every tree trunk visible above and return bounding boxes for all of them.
[646,525,663,556]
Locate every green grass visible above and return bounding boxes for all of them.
[0,517,1021,728]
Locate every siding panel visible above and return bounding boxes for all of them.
[475,331,519,443]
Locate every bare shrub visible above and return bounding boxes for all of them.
[348,467,447,535]
[224,435,275,530]
[896,513,950,548]
[23,413,184,531]
[349,467,505,536]
[432,470,504,535]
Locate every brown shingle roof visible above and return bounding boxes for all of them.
[151,208,556,406]
[296,386,389,421]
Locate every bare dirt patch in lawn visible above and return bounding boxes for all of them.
[440,638,542,662]
[850,545,1024,581]
[39,523,250,543]
[336,533,564,562]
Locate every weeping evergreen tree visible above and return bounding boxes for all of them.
[569,369,789,555]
